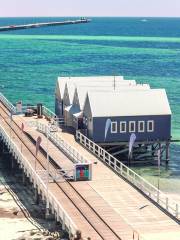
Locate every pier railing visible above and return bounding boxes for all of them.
[28,121,89,165]
[42,106,57,119]
[0,93,16,113]
[0,122,77,235]
[76,131,180,221]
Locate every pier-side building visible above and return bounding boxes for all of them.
[83,90,171,144]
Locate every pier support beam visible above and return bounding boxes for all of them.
[22,171,26,185]
[11,156,15,170]
[165,142,170,164]
[45,202,50,219]
[45,203,55,220]
[34,187,39,205]
[152,145,155,157]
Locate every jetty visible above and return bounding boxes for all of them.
[0,18,91,32]
[0,93,180,239]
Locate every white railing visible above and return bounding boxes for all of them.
[0,93,16,113]
[42,106,64,125]
[0,123,77,235]
[42,106,57,119]
[76,131,180,221]
[28,121,89,165]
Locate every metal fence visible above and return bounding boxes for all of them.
[0,122,77,235]
[76,130,180,221]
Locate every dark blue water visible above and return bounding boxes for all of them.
[1,17,180,37]
[0,17,180,198]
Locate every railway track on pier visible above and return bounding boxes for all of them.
[0,101,122,240]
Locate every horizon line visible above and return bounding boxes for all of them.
[1,16,180,18]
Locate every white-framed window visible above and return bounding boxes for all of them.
[147,120,154,132]
[120,121,127,133]
[129,121,136,133]
[138,121,145,132]
[111,122,117,133]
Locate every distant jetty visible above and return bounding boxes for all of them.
[0,18,91,32]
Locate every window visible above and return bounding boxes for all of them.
[111,122,117,133]
[129,121,136,132]
[138,121,145,132]
[120,121,126,133]
[147,120,154,132]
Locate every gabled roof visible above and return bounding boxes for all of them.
[59,75,125,82]
[86,89,171,117]
[56,76,140,102]
[66,82,76,103]
[74,84,151,110]
[56,77,68,99]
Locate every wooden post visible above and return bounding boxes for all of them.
[166,142,170,165]
[22,171,26,185]
[176,204,179,218]
[62,212,65,230]
[166,197,169,210]
[152,144,155,157]
[11,156,14,170]
[34,187,39,205]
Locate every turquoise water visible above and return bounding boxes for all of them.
[0,17,180,196]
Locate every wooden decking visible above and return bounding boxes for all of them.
[39,122,180,239]
[0,102,179,239]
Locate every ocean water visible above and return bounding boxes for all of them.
[0,17,180,198]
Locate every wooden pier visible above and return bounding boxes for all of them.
[0,93,179,240]
[0,18,91,32]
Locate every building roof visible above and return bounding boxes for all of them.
[64,105,80,115]
[65,82,76,104]
[74,84,150,110]
[59,75,125,82]
[59,76,138,104]
[86,89,171,117]
[56,77,68,99]
[56,76,128,100]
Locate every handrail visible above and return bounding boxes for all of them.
[27,121,89,164]
[76,130,180,221]
[42,106,57,119]
[0,123,77,235]
[0,93,16,113]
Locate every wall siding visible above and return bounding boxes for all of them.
[92,115,171,143]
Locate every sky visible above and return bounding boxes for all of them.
[0,0,180,17]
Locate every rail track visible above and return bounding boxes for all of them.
[0,101,122,240]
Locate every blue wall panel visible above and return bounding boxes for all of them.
[91,115,171,143]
